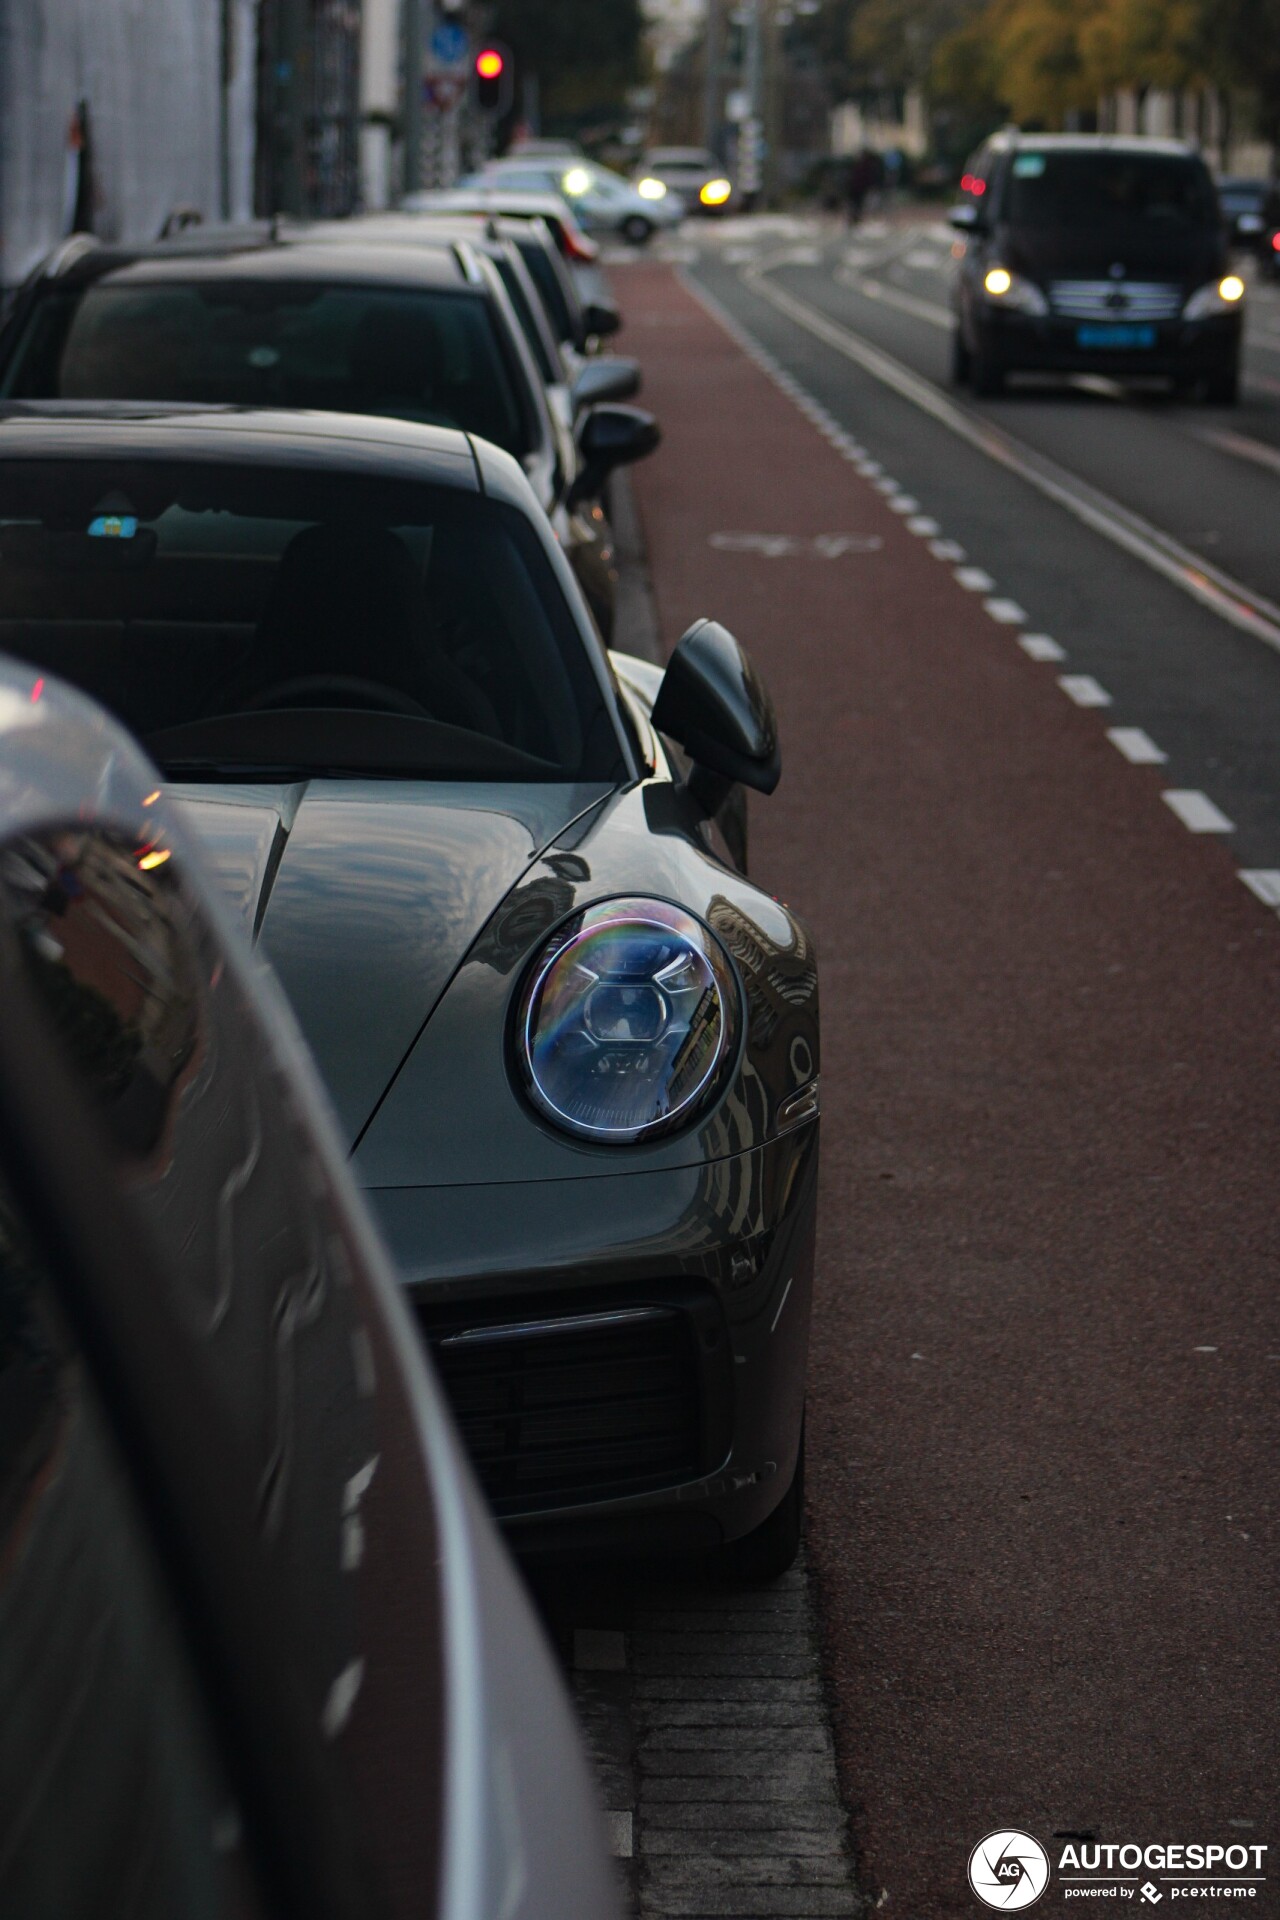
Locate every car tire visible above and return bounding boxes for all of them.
[970,338,1006,398]
[622,215,654,246]
[717,1419,805,1584]
[1204,360,1240,406]
[951,327,972,387]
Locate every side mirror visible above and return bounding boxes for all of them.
[571,356,641,414]
[581,298,622,340]
[948,202,983,233]
[651,619,780,796]
[568,404,660,506]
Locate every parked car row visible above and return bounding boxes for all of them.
[0,181,818,1914]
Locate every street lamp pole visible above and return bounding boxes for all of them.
[703,0,723,159]
[404,0,426,193]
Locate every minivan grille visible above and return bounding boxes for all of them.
[1048,279,1183,320]
[424,1306,702,1515]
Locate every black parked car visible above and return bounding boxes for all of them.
[0,405,820,1579]
[950,134,1245,402]
[1216,174,1271,249]
[0,235,653,635]
[0,653,619,1919]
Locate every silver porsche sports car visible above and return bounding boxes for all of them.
[0,403,820,1577]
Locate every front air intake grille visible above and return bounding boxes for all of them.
[425,1306,703,1515]
[1048,279,1183,320]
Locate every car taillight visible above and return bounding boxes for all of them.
[1272,231,1280,251]
[561,223,599,264]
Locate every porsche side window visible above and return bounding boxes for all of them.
[0,1170,271,1918]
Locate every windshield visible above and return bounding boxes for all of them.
[0,459,622,783]
[1002,152,1217,229]
[1,281,533,459]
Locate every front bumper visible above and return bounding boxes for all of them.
[979,307,1242,379]
[367,1123,817,1554]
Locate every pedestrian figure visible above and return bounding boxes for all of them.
[846,148,879,225]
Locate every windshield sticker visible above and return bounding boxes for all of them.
[1013,154,1047,177]
[87,514,138,539]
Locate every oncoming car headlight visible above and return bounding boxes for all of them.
[517,898,741,1143]
[982,266,1048,314]
[636,176,668,200]
[1183,275,1246,319]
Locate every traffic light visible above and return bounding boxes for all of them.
[474,46,512,114]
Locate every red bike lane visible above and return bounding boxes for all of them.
[620,259,1280,1916]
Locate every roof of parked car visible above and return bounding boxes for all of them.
[0,400,481,482]
[44,239,477,292]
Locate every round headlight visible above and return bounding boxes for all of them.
[984,266,1013,296]
[517,898,740,1142]
[637,176,668,200]
[700,178,732,207]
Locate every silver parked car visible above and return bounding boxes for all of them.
[0,653,620,1920]
[466,157,685,246]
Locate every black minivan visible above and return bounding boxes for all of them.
[950,133,1244,402]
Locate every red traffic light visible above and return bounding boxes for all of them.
[474,44,510,110]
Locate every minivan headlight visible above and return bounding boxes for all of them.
[517,898,740,1142]
[1183,275,1246,319]
[982,266,1048,315]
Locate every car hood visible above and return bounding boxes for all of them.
[171,778,610,1145]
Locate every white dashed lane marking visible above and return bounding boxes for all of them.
[1163,790,1236,833]
[1240,869,1280,907]
[1107,727,1168,765]
[676,266,1274,910]
[1059,675,1113,708]
[1019,634,1067,661]
[985,597,1029,625]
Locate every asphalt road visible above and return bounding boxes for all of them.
[614,222,1280,1918]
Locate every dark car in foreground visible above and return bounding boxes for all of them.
[0,406,820,1579]
[950,133,1245,401]
[0,234,654,636]
[0,655,619,1918]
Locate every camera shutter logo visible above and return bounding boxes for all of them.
[968,1830,1050,1909]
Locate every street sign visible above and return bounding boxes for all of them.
[424,74,466,109]
[430,22,468,68]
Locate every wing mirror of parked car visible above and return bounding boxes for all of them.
[569,404,660,506]
[651,618,781,800]
[572,356,642,413]
[948,202,985,233]
[581,298,622,341]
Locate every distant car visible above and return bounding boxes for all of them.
[0,405,819,1580]
[1216,175,1271,249]
[0,233,653,635]
[0,652,620,1920]
[468,158,685,246]
[1254,184,1280,278]
[949,132,1244,403]
[637,148,734,215]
